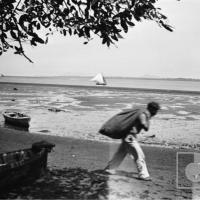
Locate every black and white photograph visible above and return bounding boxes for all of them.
[0,0,200,199]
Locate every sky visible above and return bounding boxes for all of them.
[0,0,200,78]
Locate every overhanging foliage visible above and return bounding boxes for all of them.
[0,0,173,62]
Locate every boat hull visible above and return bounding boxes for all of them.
[0,141,55,191]
[3,112,31,128]
[96,83,107,86]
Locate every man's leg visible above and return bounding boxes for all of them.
[124,134,150,179]
[105,140,127,171]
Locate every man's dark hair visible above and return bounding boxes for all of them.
[147,101,160,111]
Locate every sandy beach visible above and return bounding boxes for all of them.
[1,82,200,149]
[0,127,195,199]
[0,81,200,199]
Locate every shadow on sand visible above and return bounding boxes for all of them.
[0,167,193,200]
[0,168,110,199]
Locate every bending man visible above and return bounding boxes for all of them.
[104,101,160,181]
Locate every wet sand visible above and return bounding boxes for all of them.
[1,82,200,148]
[0,127,195,199]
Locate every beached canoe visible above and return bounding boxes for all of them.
[0,141,55,191]
[3,111,31,128]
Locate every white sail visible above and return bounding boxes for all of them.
[91,73,107,85]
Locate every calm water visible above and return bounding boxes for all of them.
[0,76,200,92]
[0,76,200,149]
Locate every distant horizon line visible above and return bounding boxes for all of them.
[1,75,200,81]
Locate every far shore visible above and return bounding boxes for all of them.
[1,80,200,95]
[0,127,194,199]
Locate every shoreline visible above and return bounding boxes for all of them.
[2,75,200,81]
[1,81,200,152]
[1,123,199,152]
[1,81,200,95]
[0,126,180,155]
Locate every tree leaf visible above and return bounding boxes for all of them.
[63,29,67,36]
[69,28,72,35]
[111,34,118,41]
[45,37,48,44]
[84,27,90,38]
[30,39,37,46]
[10,30,18,40]
[116,4,120,12]
[19,14,29,28]
[102,37,107,44]
[121,20,128,33]
[163,24,173,32]
[127,21,135,27]
[36,23,41,30]
[117,33,124,39]
[33,36,44,44]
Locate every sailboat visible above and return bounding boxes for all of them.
[91,73,107,86]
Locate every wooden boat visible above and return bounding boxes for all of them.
[0,141,55,191]
[3,111,31,128]
[91,73,107,86]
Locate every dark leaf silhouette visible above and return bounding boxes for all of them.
[0,0,173,62]
[162,24,173,32]
[36,23,41,30]
[121,20,128,33]
[127,21,135,27]
[10,30,18,40]
[33,36,45,44]
[63,29,67,36]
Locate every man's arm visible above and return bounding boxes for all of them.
[129,112,150,136]
[138,113,149,131]
[129,126,138,135]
